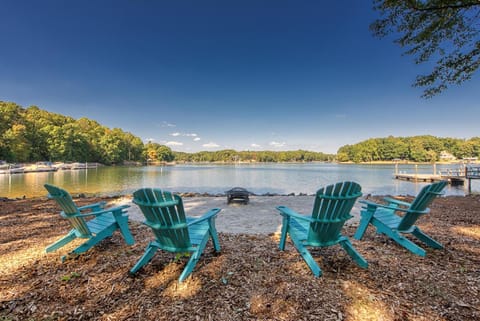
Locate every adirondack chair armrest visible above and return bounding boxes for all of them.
[78,201,107,211]
[276,206,313,222]
[382,197,411,207]
[359,200,429,214]
[62,205,130,219]
[187,208,221,226]
[360,199,403,212]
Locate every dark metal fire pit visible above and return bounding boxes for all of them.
[225,187,250,204]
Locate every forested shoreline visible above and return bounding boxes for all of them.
[0,102,332,164]
[337,136,480,163]
[2,102,478,164]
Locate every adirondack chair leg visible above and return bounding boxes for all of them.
[339,239,368,269]
[384,230,427,257]
[290,234,322,277]
[179,233,210,282]
[130,241,160,274]
[412,227,443,249]
[45,231,77,253]
[354,210,374,240]
[112,212,135,245]
[278,217,290,251]
[207,219,221,252]
[118,225,135,246]
[70,226,116,256]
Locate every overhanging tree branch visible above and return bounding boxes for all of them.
[407,0,480,12]
[372,0,480,97]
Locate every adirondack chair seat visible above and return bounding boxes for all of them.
[354,180,447,257]
[277,181,368,277]
[359,198,429,233]
[277,206,352,224]
[286,217,353,247]
[130,188,221,282]
[44,184,135,262]
[84,212,124,233]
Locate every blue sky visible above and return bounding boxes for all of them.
[1,1,479,154]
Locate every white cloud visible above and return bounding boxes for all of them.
[170,132,198,139]
[193,137,201,141]
[250,143,261,148]
[166,141,183,146]
[145,138,155,142]
[269,141,286,148]
[203,142,220,148]
[162,121,176,127]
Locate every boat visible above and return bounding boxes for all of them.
[23,162,58,173]
[71,162,98,170]
[0,161,24,174]
[7,164,24,174]
[0,162,8,174]
[55,162,99,170]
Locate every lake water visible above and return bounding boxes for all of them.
[0,163,476,199]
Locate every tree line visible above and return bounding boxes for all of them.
[336,135,480,163]
[0,102,333,164]
[172,149,333,163]
[0,102,145,164]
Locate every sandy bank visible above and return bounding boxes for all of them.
[112,195,363,235]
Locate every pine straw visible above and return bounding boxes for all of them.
[0,195,479,321]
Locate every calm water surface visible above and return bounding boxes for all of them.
[0,163,476,198]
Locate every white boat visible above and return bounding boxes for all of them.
[23,162,58,173]
[71,162,98,170]
[0,163,24,174]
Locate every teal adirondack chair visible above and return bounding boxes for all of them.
[130,188,221,282]
[354,180,447,257]
[277,181,368,277]
[44,184,135,261]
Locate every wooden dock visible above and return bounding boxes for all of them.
[393,165,480,192]
[394,173,444,183]
[393,173,465,185]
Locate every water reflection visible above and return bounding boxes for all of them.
[0,163,474,198]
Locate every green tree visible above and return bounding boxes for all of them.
[379,136,409,160]
[157,145,174,162]
[143,142,174,162]
[457,139,478,158]
[3,124,30,162]
[0,102,24,161]
[46,123,89,161]
[24,106,53,161]
[371,0,480,97]
[123,133,144,161]
[75,118,105,162]
[99,128,126,164]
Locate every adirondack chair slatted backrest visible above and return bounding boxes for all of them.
[397,180,447,231]
[133,188,192,251]
[44,183,91,237]
[308,181,362,245]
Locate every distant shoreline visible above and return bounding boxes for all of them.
[142,160,479,166]
[340,160,480,165]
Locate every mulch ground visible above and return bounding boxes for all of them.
[0,195,479,321]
